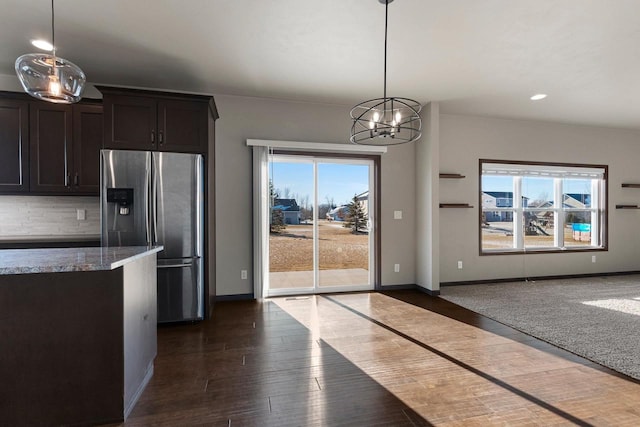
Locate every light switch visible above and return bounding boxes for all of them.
[76,209,86,221]
[393,210,402,219]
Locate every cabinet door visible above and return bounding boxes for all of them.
[73,104,103,194]
[157,99,208,153]
[0,99,29,193]
[30,103,73,193]
[103,95,157,150]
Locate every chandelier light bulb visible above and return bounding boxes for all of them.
[373,111,380,122]
[395,111,401,122]
[48,75,61,96]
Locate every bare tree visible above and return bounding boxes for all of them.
[325,196,335,208]
[301,195,310,210]
[318,196,336,220]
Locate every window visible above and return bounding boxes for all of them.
[480,160,607,254]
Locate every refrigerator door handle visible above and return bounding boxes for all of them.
[158,263,194,269]
[152,157,158,245]
[144,157,152,246]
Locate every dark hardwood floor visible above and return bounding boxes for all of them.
[107,290,640,426]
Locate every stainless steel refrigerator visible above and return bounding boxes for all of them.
[101,149,204,323]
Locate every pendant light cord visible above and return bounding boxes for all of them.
[51,0,56,55]
[383,0,388,101]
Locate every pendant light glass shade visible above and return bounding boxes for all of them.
[15,53,85,103]
[14,0,85,104]
[350,0,422,145]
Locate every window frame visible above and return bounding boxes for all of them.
[479,159,608,256]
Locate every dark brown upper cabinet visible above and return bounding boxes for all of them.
[73,104,103,193]
[98,86,216,154]
[0,97,29,193]
[29,101,103,195]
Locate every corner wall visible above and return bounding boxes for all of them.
[439,113,640,283]
[415,103,440,292]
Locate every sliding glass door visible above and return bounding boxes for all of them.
[267,155,374,296]
[317,162,370,289]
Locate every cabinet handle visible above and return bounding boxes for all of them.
[74,173,79,186]
[159,131,164,144]
[151,130,155,143]
[65,173,71,187]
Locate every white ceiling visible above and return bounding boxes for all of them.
[2,0,640,129]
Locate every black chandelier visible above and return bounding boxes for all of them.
[350,0,422,146]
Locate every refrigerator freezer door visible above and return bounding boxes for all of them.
[152,152,204,259]
[157,257,204,322]
[101,150,152,247]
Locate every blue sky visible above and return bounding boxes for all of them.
[271,161,369,207]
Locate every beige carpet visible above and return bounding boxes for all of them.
[440,275,640,380]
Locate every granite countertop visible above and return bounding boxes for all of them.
[0,246,163,275]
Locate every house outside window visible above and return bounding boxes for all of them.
[480,159,607,254]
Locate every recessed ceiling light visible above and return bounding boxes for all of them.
[530,94,547,101]
[31,39,53,51]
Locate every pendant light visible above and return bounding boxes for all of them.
[350,0,422,146]
[15,0,86,104]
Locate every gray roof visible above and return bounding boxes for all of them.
[273,198,300,211]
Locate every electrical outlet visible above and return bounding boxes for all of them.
[241,270,248,280]
[592,255,596,263]
[76,209,86,221]
[393,210,403,220]
[457,260,463,269]
[394,264,400,273]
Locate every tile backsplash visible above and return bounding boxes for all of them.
[0,196,100,237]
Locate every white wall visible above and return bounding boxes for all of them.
[439,113,640,282]
[214,94,417,296]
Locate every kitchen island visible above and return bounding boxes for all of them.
[0,246,163,425]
